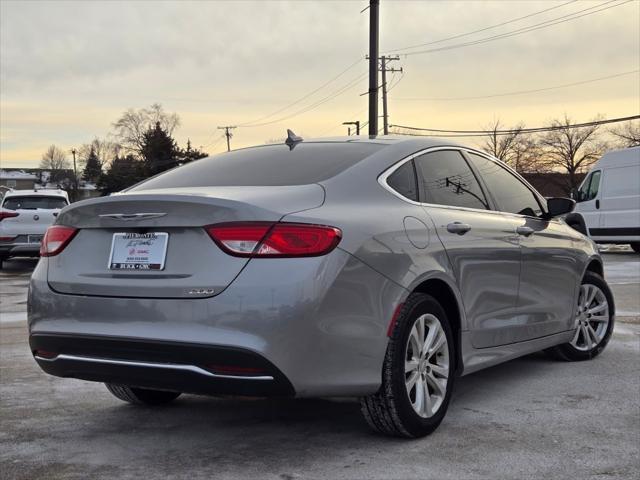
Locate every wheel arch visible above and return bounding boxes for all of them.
[584,256,604,278]
[411,275,465,377]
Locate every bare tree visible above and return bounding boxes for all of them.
[79,138,120,169]
[539,115,607,194]
[40,145,71,183]
[510,135,550,173]
[609,120,640,148]
[481,120,525,165]
[112,103,180,155]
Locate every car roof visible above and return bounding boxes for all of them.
[233,134,465,159]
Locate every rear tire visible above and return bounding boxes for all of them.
[105,384,181,405]
[546,271,614,361]
[360,293,455,438]
[630,243,640,254]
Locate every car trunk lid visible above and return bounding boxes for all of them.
[47,185,324,298]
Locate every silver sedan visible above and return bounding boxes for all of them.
[28,135,614,437]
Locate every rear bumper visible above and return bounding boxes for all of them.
[30,333,294,396]
[28,249,406,397]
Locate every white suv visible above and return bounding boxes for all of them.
[0,189,69,266]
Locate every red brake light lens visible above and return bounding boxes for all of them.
[0,211,19,222]
[40,225,78,257]
[206,222,342,257]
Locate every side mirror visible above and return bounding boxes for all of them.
[546,197,575,218]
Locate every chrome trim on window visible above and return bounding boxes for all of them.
[378,145,548,218]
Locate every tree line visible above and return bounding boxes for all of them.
[39,104,208,198]
[39,107,638,199]
[477,115,639,194]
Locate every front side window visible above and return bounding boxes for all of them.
[467,152,542,217]
[2,196,68,210]
[414,150,489,210]
[585,170,601,201]
[386,160,418,201]
[576,174,592,202]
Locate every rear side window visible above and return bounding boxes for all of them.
[2,196,68,210]
[467,153,542,217]
[414,150,489,210]
[131,143,383,189]
[386,160,418,201]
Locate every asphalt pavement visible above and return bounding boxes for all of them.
[1,252,638,480]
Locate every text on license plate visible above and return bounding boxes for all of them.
[108,232,169,270]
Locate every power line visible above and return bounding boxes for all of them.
[390,115,640,137]
[399,0,632,57]
[385,0,578,54]
[201,134,226,151]
[394,70,639,101]
[241,71,368,128]
[238,57,363,127]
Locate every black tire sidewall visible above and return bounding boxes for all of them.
[389,294,455,437]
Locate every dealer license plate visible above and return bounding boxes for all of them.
[108,232,169,270]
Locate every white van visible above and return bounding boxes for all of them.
[574,146,640,252]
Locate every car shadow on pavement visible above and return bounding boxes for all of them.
[89,351,554,441]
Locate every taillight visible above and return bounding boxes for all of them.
[0,211,19,222]
[206,222,342,258]
[40,225,78,257]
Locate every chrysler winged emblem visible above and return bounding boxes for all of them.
[98,213,168,221]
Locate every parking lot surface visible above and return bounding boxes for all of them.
[1,252,639,480]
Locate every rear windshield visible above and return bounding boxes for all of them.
[131,143,383,189]
[2,196,68,210]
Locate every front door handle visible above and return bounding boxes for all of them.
[516,226,535,237]
[447,222,471,235]
[595,199,600,209]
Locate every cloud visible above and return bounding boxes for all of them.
[1,0,638,166]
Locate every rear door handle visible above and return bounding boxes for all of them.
[516,226,535,237]
[447,222,471,235]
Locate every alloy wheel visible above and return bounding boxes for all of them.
[571,283,610,351]
[404,313,450,418]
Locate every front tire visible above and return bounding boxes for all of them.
[360,293,455,438]
[105,384,181,405]
[547,271,615,361]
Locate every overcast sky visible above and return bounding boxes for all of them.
[1,0,638,167]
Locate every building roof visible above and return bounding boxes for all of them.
[0,169,37,180]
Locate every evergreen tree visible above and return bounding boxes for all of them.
[177,139,209,164]
[140,121,179,176]
[82,145,102,183]
[96,154,145,195]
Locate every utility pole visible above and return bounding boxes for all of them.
[343,121,361,135]
[217,126,236,151]
[70,148,78,201]
[368,0,379,136]
[380,55,402,135]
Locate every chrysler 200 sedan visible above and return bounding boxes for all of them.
[28,135,614,437]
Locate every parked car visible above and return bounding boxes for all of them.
[28,136,614,437]
[0,189,69,266]
[574,146,640,252]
